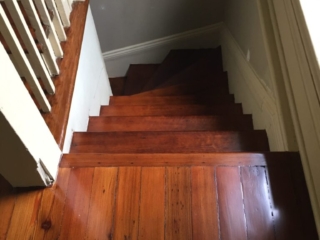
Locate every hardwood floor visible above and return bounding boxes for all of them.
[0,47,317,239]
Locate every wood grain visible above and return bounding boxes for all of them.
[43,0,89,148]
[109,94,235,105]
[109,77,126,96]
[6,188,43,240]
[216,167,247,240]
[60,152,271,168]
[33,168,71,240]
[241,166,275,240]
[100,104,243,117]
[85,167,118,240]
[191,166,219,240]
[113,167,141,240]
[59,168,94,239]
[88,115,253,132]
[138,167,165,240]
[0,175,16,239]
[165,167,192,240]
[70,131,269,153]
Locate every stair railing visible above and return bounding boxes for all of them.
[0,0,73,112]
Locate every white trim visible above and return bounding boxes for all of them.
[220,26,285,151]
[268,0,320,234]
[103,23,223,61]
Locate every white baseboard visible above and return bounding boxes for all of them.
[103,23,223,77]
[220,26,285,151]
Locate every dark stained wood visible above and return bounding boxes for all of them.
[142,48,222,91]
[70,131,269,153]
[60,152,273,168]
[0,175,16,239]
[165,167,192,240]
[100,104,243,116]
[113,167,141,240]
[88,115,253,132]
[33,168,70,240]
[59,167,94,239]
[241,166,275,240]
[124,64,159,95]
[138,167,165,240]
[109,77,126,96]
[85,167,118,240]
[191,166,219,240]
[109,94,235,105]
[136,82,229,96]
[42,0,89,149]
[6,188,43,240]
[216,166,247,240]
[267,156,311,239]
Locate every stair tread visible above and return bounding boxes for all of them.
[124,64,160,95]
[100,103,243,116]
[61,152,298,167]
[142,48,222,91]
[110,94,234,105]
[88,115,254,132]
[70,130,269,153]
[134,81,229,96]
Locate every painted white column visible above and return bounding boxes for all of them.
[0,42,61,187]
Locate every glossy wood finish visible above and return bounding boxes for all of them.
[100,104,243,116]
[70,131,269,153]
[109,77,126,96]
[124,64,159,95]
[88,115,254,132]
[42,0,89,148]
[110,94,235,105]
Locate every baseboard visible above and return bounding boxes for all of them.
[220,26,285,151]
[103,23,223,77]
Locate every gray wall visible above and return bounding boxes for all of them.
[90,0,224,52]
[223,0,272,88]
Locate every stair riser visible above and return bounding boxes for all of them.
[88,116,254,132]
[100,104,243,117]
[109,95,235,105]
[70,131,269,153]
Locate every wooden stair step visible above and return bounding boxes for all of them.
[124,64,160,95]
[88,115,254,132]
[134,82,229,96]
[142,48,222,91]
[60,151,294,167]
[100,104,243,116]
[110,94,235,105]
[70,131,269,153]
[109,77,126,96]
[154,59,227,90]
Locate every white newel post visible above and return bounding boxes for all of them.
[0,42,61,187]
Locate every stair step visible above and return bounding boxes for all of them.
[124,64,159,95]
[110,94,235,105]
[88,115,254,132]
[142,48,222,91]
[135,82,229,96]
[109,77,126,96]
[60,152,296,168]
[100,104,243,116]
[70,131,269,153]
[154,59,227,90]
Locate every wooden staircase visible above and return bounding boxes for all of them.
[1,47,316,239]
[59,48,318,239]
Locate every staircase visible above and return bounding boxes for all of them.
[58,48,319,239]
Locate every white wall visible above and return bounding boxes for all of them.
[63,6,112,153]
[90,0,224,52]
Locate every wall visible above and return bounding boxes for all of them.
[223,0,272,89]
[90,0,223,52]
[63,6,112,153]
